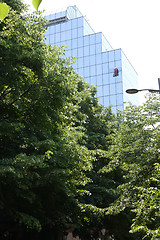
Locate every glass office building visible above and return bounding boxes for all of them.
[45,6,138,113]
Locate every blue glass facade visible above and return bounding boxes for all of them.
[45,6,138,113]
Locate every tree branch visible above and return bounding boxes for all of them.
[10,85,32,105]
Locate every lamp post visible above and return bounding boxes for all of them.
[126,88,160,94]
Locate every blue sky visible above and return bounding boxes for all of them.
[24,0,160,100]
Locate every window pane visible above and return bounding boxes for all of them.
[103,63,109,74]
[78,47,83,57]
[90,65,96,76]
[77,57,83,68]
[104,96,109,107]
[103,74,109,84]
[84,35,89,45]
[90,55,96,65]
[78,37,83,47]
[109,50,114,61]
[72,29,78,38]
[97,85,103,97]
[84,46,89,56]
[97,75,103,86]
[110,84,116,95]
[90,45,95,55]
[84,67,90,77]
[90,76,96,86]
[97,65,102,75]
[90,34,95,45]
[110,95,116,105]
[96,54,102,64]
[115,49,121,60]
[102,52,109,63]
[96,33,101,43]
[78,17,83,27]
[109,61,114,73]
[84,56,90,66]
[96,43,101,54]
[103,85,109,96]
[72,19,78,28]
[116,82,123,94]
[72,39,78,48]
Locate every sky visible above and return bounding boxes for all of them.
[24,0,160,101]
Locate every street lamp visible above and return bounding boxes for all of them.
[126,88,160,94]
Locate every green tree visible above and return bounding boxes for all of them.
[107,94,160,240]
[0,1,95,238]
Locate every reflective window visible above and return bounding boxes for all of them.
[78,47,83,57]
[72,60,77,69]
[84,35,89,45]
[66,40,71,49]
[84,46,89,56]
[103,63,109,74]
[72,39,78,49]
[85,77,90,83]
[45,27,49,36]
[72,29,78,38]
[50,25,55,34]
[90,65,96,76]
[96,54,102,64]
[112,106,116,114]
[96,43,101,54]
[97,85,103,97]
[78,68,83,76]
[102,52,109,63]
[77,57,83,67]
[55,24,60,32]
[78,17,83,27]
[109,51,114,61]
[60,32,66,41]
[110,95,116,105]
[65,50,70,58]
[96,65,102,75]
[109,61,114,73]
[110,84,116,95]
[99,97,104,105]
[90,45,95,55]
[103,85,109,96]
[84,67,90,77]
[115,60,122,70]
[97,75,103,86]
[109,73,115,84]
[90,34,95,45]
[66,21,71,30]
[90,76,96,86]
[61,23,66,32]
[116,82,123,94]
[66,31,71,39]
[77,27,83,37]
[104,97,109,107]
[78,37,83,47]
[103,74,109,84]
[72,19,78,28]
[115,49,121,60]
[96,33,101,43]
[55,33,60,42]
[84,56,90,66]
[90,55,96,65]
[71,48,77,57]
[49,34,55,44]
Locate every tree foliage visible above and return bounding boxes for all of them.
[107,94,160,239]
[0,0,42,21]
